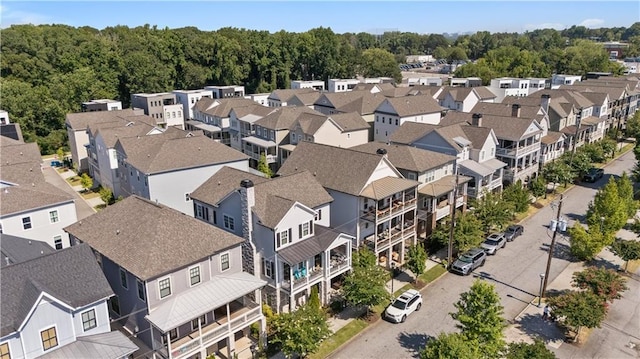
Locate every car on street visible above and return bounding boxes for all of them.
[449,247,487,276]
[583,167,604,182]
[481,233,507,255]
[504,224,524,242]
[384,289,422,323]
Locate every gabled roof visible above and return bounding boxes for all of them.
[433,124,473,151]
[437,87,474,101]
[192,167,333,229]
[379,86,415,98]
[0,140,42,166]
[0,182,74,217]
[93,121,158,147]
[268,88,317,102]
[563,84,626,100]
[255,106,322,130]
[536,89,594,109]
[278,141,397,196]
[327,112,370,132]
[231,103,275,120]
[1,234,55,267]
[64,196,244,280]
[377,94,444,117]
[277,225,346,265]
[293,112,329,135]
[0,162,45,186]
[541,131,566,145]
[287,92,323,107]
[473,87,498,100]
[389,122,440,144]
[579,91,609,105]
[461,126,494,149]
[1,243,113,336]
[468,114,542,141]
[65,108,145,130]
[116,131,247,174]
[351,142,455,172]
[335,92,387,115]
[471,102,542,120]
[195,98,257,118]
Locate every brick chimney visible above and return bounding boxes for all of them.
[541,94,551,116]
[239,179,257,275]
[511,104,521,118]
[471,113,483,127]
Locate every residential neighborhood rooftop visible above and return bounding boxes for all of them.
[351,142,455,172]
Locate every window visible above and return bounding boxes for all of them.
[159,278,171,298]
[407,172,417,180]
[81,309,97,331]
[40,327,58,351]
[119,268,128,289]
[189,266,201,286]
[480,150,485,160]
[53,236,63,250]
[395,119,399,126]
[195,204,204,218]
[299,221,312,238]
[315,210,322,221]
[22,217,32,230]
[278,230,289,246]
[223,215,235,230]
[220,253,230,271]
[262,258,275,278]
[191,315,206,330]
[425,170,435,183]
[49,210,59,223]
[162,329,178,344]
[137,280,146,302]
[0,343,9,359]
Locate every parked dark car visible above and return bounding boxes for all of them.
[583,168,604,182]
[504,225,524,242]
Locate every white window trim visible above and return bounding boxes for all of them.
[22,216,32,230]
[119,267,128,290]
[49,210,59,224]
[188,265,201,286]
[191,315,207,331]
[220,252,230,272]
[53,235,63,250]
[223,214,235,231]
[158,277,172,299]
[81,309,97,332]
[39,324,59,352]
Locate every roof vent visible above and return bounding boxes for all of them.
[240,179,254,188]
[116,229,120,235]
[313,171,317,176]
[376,148,388,155]
[218,181,221,185]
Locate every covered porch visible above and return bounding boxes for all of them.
[417,174,471,238]
[146,272,266,359]
[359,177,418,223]
[459,159,505,198]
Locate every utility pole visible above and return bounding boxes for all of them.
[541,193,563,298]
[447,173,460,266]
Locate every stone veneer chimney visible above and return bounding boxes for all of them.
[239,179,257,275]
[511,104,521,118]
[471,113,483,127]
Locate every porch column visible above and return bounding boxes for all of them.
[259,316,267,349]
[227,331,235,359]
[167,333,173,359]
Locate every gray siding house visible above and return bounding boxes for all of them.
[0,244,138,359]
[66,196,266,359]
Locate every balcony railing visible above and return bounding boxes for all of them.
[361,197,417,222]
[244,150,277,163]
[504,164,538,181]
[364,221,416,252]
[496,142,540,157]
[169,303,261,359]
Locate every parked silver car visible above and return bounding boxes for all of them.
[481,233,507,255]
[450,248,487,276]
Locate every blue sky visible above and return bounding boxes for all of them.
[1,1,638,34]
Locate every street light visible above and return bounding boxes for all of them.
[538,273,545,307]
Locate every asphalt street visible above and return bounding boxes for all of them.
[329,150,638,359]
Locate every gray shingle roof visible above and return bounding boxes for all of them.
[468,114,541,141]
[116,131,247,174]
[471,102,542,120]
[351,142,455,172]
[64,196,244,280]
[231,103,276,120]
[255,106,322,130]
[93,121,158,147]
[190,166,270,206]
[0,181,74,217]
[541,131,566,145]
[388,122,440,144]
[1,233,55,267]
[65,109,145,130]
[287,92,323,107]
[377,95,444,117]
[0,162,46,186]
[437,87,473,101]
[0,140,42,166]
[327,112,371,131]
[195,98,257,118]
[293,112,329,135]
[336,92,387,115]
[1,243,113,336]
[268,88,317,102]
[277,141,394,196]
[461,126,493,149]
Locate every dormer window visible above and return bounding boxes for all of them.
[299,221,313,239]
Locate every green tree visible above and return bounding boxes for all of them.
[546,291,607,339]
[542,159,573,191]
[80,173,93,192]
[56,147,65,161]
[568,223,607,261]
[358,48,402,83]
[529,175,546,198]
[451,280,506,358]
[257,152,273,178]
[432,212,484,253]
[308,286,321,312]
[572,266,628,303]
[405,244,427,282]
[586,178,627,235]
[502,180,531,213]
[341,247,389,314]
[505,339,556,359]
[599,138,617,159]
[472,190,514,233]
[625,110,640,139]
[270,302,330,358]
[578,143,605,163]
[564,151,592,180]
[421,332,481,359]
[99,187,114,205]
[610,238,640,272]
[615,171,638,218]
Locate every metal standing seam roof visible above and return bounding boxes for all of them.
[458,159,493,177]
[541,132,565,145]
[242,136,277,148]
[482,158,508,171]
[37,331,138,359]
[359,176,419,200]
[145,272,266,332]
[277,226,349,265]
[418,175,473,197]
[185,120,222,133]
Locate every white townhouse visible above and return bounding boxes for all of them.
[172,89,214,120]
[290,80,325,91]
[373,94,445,142]
[487,77,546,103]
[437,86,497,112]
[286,111,370,152]
[190,97,258,145]
[229,104,277,152]
[267,88,318,107]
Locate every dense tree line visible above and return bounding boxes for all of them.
[1,23,639,153]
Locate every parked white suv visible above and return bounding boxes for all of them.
[384,289,422,323]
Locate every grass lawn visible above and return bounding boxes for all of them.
[418,264,447,283]
[81,191,101,200]
[308,319,368,359]
[66,176,82,186]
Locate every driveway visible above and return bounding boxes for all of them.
[329,150,638,359]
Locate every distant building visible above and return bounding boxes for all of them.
[602,41,629,60]
[131,92,184,129]
[81,99,122,112]
[0,110,10,125]
[172,89,214,120]
[291,80,325,91]
[204,85,246,99]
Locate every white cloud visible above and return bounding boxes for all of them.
[523,23,566,31]
[0,5,50,28]
[579,18,605,28]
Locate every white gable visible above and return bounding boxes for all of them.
[362,158,402,189]
[524,121,542,136]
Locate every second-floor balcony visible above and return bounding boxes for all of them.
[360,177,418,223]
[363,218,416,253]
[242,136,277,163]
[496,138,541,158]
